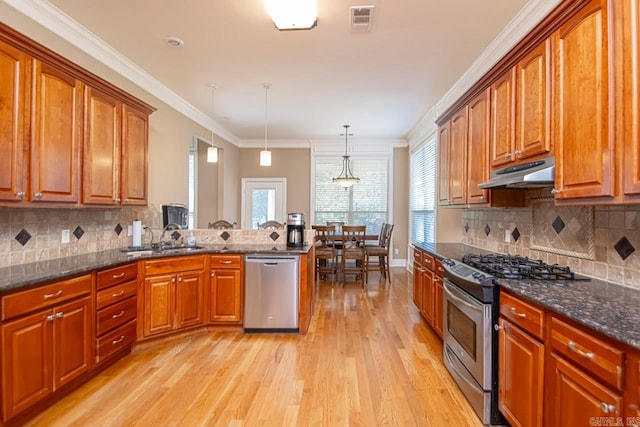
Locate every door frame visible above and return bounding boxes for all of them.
[240,178,287,229]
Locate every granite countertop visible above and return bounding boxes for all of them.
[412,241,640,351]
[0,244,312,294]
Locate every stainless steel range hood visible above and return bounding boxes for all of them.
[478,156,555,189]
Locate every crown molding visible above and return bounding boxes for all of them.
[2,0,241,146]
[240,138,408,149]
[408,0,562,143]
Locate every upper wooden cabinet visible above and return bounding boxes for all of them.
[490,68,516,168]
[553,0,614,201]
[449,107,468,205]
[437,122,451,206]
[0,23,154,208]
[466,89,491,204]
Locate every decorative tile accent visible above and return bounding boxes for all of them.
[464,223,469,233]
[73,226,84,240]
[552,216,565,234]
[220,231,230,241]
[484,224,491,236]
[512,227,521,242]
[114,224,123,235]
[269,232,280,241]
[15,229,32,246]
[171,231,181,241]
[614,236,635,261]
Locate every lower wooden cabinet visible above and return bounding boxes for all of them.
[209,255,243,324]
[433,261,444,339]
[1,277,93,421]
[411,247,443,339]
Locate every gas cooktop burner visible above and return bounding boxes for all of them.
[462,254,577,280]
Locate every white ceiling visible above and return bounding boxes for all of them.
[22,0,532,144]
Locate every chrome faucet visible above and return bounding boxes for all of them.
[160,223,182,248]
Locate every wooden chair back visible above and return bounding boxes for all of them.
[342,225,366,260]
[257,221,284,230]
[326,221,344,235]
[208,220,236,229]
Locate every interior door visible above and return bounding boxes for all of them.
[241,178,287,229]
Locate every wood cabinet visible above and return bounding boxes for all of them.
[432,259,444,338]
[0,39,29,203]
[209,255,243,324]
[95,263,137,364]
[120,105,149,206]
[142,256,205,338]
[411,247,443,339]
[412,250,424,311]
[449,107,468,205]
[437,121,451,206]
[466,89,491,204]
[553,0,614,201]
[498,292,545,427]
[490,68,517,168]
[1,275,93,421]
[420,266,435,326]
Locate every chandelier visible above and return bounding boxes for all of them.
[332,125,360,189]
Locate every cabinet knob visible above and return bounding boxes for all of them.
[504,153,511,158]
[550,189,560,195]
[600,402,615,414]
[115,198,121,203]
[480,195,485,199]
[55,311,64,319]
[211,273,215,278]
[514,150,522,155]
[34,192,43,198]
[46,314,56,322]
[171,278,176,283]
[16,191,25,199]
[494,324,503,331]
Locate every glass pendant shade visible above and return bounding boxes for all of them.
[264,0,317,30]
[260,149,272,166]
[332,124,359,189]
[207,146,218,163]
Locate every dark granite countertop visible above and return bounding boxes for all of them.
[412,241,640,351]
[0,244,312,294]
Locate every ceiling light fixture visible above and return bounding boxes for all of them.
[164,36,184,47]
[260,83,272,167]
[207,84,218,163]
[264,0,317,31]
[332,125,360,189]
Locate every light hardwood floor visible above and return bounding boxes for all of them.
[27,268,482,427]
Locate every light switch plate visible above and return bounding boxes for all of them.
[61,229,70,244]
[127,225,133,236]
[504,229,511,243]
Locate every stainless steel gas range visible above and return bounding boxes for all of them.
[442,254,583,426]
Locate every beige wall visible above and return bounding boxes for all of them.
[196,141,219,228]
[393,147,409,260]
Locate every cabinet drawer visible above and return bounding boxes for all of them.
[144,255,205,275]
[423,252,435,271]
[550,316,624,391]
[97,263,137,290]
[1,274,92,321]
[97,319,136,363]
[97,297,137,336]
[500,292,544,340]
[96,279,137,310]
[434,259,444,277]
[210,254,242,269]
[413,248,423,266]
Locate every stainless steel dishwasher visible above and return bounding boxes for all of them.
[244,254,299,332]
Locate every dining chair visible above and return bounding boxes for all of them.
[326,221,345,260]
[312,225,338,286]
[257,220,284,230]
[341,225,366,287]
[365,223,394,283]
[208,220,236,229]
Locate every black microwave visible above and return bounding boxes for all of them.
[162,204,189,229]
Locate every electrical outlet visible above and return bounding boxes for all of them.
[394,248,399,255]
[61,229,70,244]
[504,229,511,243]
[128,225,133,236]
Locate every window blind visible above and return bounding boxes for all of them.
[410,139,436,244]
[314,157,388,235]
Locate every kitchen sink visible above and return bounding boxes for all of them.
[161,245,206,254]
[121,245,206,256]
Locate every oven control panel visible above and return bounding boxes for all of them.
[443,258,493,286]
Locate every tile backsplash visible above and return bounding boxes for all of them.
[0,205,303,268]
[461,196,640,289]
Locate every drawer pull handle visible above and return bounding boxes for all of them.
[112,290,125,297]
[600,402,615,413]
[112,310,125,319]
[112,272,125,279]
[55,311,64,318]
[46,314,55,322]
[220,260,232,264]
[211,273,215,278]
[112,335,125,345]
[568,341,595,359]
[44,290,63,299]
[509,307,526,318]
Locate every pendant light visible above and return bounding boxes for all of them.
[264,0,317,31]
[260,83,272,166]
[332,125,360,189]
[207,84,218,163]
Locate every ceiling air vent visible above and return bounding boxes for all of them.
[350,6,374,32]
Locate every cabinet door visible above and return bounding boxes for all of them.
[176,271,204,328]
[498,318,544,427]
[449,107,468,205]
[412,263,423,311]
[490,68,516,167]
[143,274,175,337]
[209,269,242,323]
[31,61,82,203]
[121,104,148,205]
[516,39,552,161]
[1,310,52,420]
[433,275,444,339]
[0,40,29,203]
[437,122,451,206]
[553,0,614,200]
[622,0,640,197]
[420,268,435,326]
[53,296,92,389]
[83,86,121,205]
[467,89,490,204]
[548,354,622,426]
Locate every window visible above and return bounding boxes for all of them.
[410,138,436,244]
[314,158,388,235]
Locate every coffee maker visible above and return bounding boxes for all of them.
[286,213,306,247]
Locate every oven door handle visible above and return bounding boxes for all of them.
[443,280,482,312]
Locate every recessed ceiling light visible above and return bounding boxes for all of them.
[164,36,184,47]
